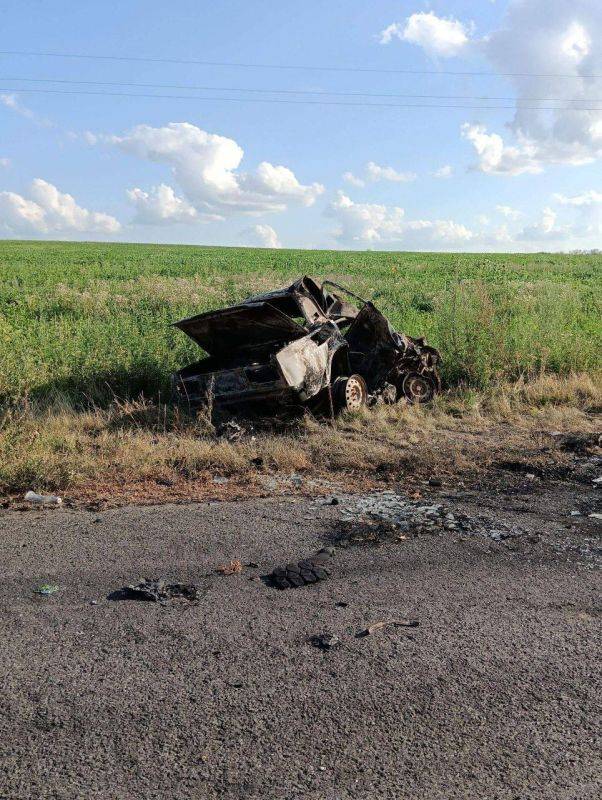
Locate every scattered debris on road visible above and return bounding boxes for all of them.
[117,579,198,603]
[310,633,341,650]
[25,491,62,506]
[216,559,243,575]
[553,536,602,567]
[270,546,335,589]
[356,619,419,638]
[171,276,441,416]
[337,491,526,543]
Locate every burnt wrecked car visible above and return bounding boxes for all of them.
[171,276,441,414]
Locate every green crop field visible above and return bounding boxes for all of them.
[1,239,601,408]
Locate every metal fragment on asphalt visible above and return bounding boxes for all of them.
[357,620,419,638]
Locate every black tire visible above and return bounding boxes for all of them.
[270,547,335,589]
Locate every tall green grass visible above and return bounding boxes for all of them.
[1,240,600,406]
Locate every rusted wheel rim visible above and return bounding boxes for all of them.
[343,375,367,410]
[402,373,435,403]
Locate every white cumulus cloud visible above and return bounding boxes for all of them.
[105,122,324,217]
[552,188,602,236]
[553,189,602,207]
[342,171,365,188]
[1,93,36,121]
[382,4,602,175]
[466,2,602,173]
[0,157,10,168]
[0,93,52,127]
[127,183,203,225]
[461,123,542,176]
[0,179,121,235]
[366,161,417,183]
[496,205,522,220]
[327,191,473,248]
[328,192,405,243]
[379,12,473,57]
[342,162,416,187]
[517,206,568,241]
[432,165,453,179]
[242,223,282,249]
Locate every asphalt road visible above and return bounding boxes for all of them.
[1,494,600,799]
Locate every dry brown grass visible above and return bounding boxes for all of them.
[1,372,599,505]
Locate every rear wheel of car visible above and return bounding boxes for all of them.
[399,372,437,404]
[334,374,368,411]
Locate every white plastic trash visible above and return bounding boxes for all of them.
[24,490,62,506]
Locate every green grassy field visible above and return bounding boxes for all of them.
[1,240,600,407]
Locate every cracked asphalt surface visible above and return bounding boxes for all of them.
[1,488,600,799]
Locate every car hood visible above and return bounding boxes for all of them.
[173,302,307,356]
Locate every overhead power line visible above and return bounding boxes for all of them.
[1,75,600,104]
[1,49,602,80]
[2,86,601,111]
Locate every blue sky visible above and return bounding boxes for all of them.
[1,0,601,250]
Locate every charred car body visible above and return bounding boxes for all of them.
[172,277,441,413]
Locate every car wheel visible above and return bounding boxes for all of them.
[399,372,436,403]
[334,374,368,411]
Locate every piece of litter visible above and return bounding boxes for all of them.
[570,511,582,517]
[119,579,197,602]
[212,476,229,485]
[310,633,341,650]
[356,619,419,638]
[34,584,60,596]
[25,491,62,506]
[525,473,536,480]
[217,420,248,442]
[593,477,602,485]
[216,559,242,575]
[588,513,602,521]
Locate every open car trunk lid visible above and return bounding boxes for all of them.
[173,302,307,357]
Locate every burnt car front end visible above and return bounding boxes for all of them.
[342,300,441,403]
